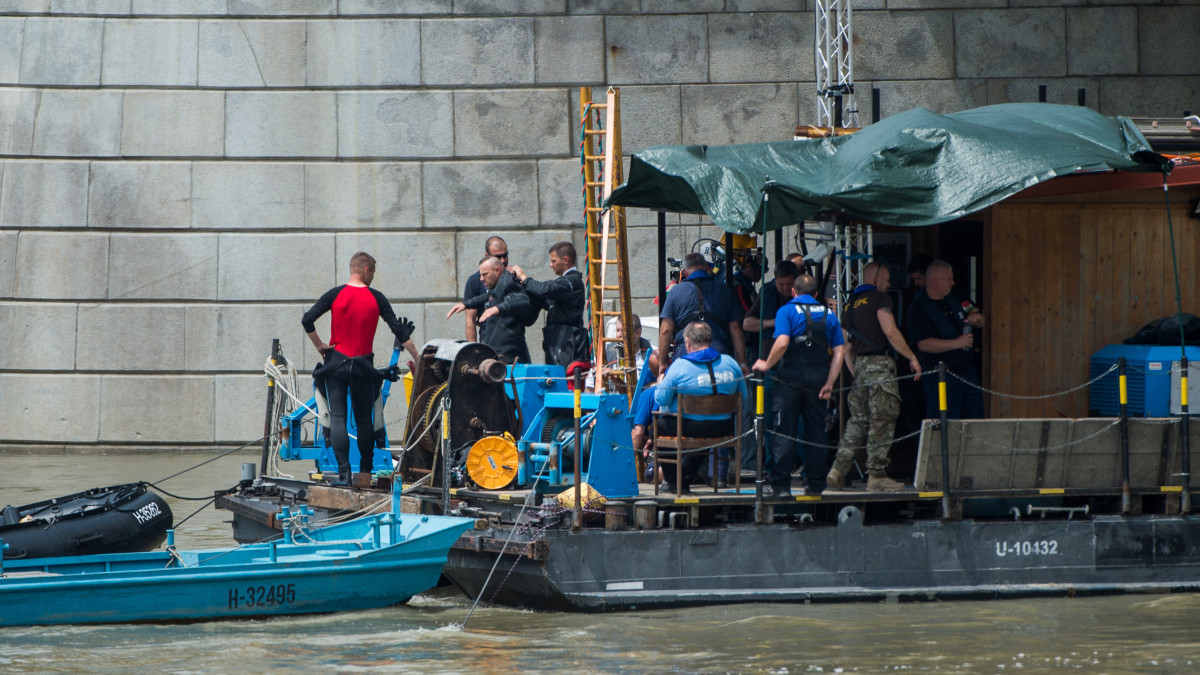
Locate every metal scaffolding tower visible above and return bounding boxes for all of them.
[814,0,859,130]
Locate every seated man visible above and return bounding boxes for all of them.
[653,322,748,493]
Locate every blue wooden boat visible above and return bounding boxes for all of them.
[0,497,475,627]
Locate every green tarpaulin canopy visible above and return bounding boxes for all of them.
[606,103,1169,233]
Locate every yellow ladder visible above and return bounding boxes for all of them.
[579,86,636,397]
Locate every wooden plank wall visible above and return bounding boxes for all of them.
[983,188,1200,418]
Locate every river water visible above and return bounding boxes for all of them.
[3,452,1200,674]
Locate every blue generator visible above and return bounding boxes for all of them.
[1088,344,1200,416]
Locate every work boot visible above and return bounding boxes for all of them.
[867,475,905,492]
[330,469,351,487]
[826,467,846,490]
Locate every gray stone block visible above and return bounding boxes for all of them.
[51,0,130,12]
[956,9,1066,79]
[192,162,305,230]
[14,232,108,299]
[455,0,563,13]
[306,19,420,86]
[226,92,337,157]
[854,11,954,80]
[0,161,89,227]
[0,90,37,155]
[31,90,123,156]
[1098,76,1200,118]
[336,91,454,158]
[108,233,218,300]
[101,19,198,86]
[423,301,466,347]
[0,1,48,11]
[99,376,214,443]
[568,0,636,14]
[454,89,570,157]
[0,374,99,443]
[0,18,23,84]
[76,303,186,370]
[453,228,576,302]
[131,0,226,14]
[185,304,307,371]
[198,19,306,87]
[725,0,810,10]
[538,158,585,227]
[304,163,423,230]
[227,0,334,15]
[338,0,451,14]
[874,79,987,118]
[19,17,103,85]
[0,231,14,297]
[89,162,191,229]
[709,13,810,84]
[611,85,681,153]
[215,375,265,442]
[642,0,721,11]
[887,0,1003,7]
[422,161,539,229]
[606,15,707,85]
[0,302,77,370]
[217,233,336,301]
[681,84,798,146]
[1140,7,1200,76]
[334,232,458,300]
[1066,8,1136,76]
[121,91,225,157]
[534,16,604,84]
[421,18,534,86]
[625,223,707,301]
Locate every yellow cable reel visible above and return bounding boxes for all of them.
[466,433,519,490]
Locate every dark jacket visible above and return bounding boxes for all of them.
[464,271,533,364]
[523,269,590,365]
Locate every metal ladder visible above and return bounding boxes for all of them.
[579,86,636,397]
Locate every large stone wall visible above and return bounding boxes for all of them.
[1,1,1197,452]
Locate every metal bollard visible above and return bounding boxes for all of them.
[604,500,627,530]
[633,500,657,530]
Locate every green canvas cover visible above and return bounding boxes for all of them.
[606,103,1169,232]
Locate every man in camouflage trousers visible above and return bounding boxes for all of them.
[827,262,922,492]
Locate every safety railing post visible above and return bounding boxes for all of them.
[1118,357,1131,514]
[573,369,584,531]
[939,362,952,517]
[441,394,451,514]
[754,378,765,524]
[1182,356,1191,514]
[260,338,281,478]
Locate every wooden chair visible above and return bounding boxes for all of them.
[652,393,743,496]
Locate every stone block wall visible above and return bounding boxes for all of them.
[1,1,1197,451]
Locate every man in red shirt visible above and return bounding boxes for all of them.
[302,252,418,486]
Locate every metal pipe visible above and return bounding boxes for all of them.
[872,87,880,124]
[463,358,507,383]
[573,369,584,531]
[1182,355,1192,513]
[939,362,952,517]
[724,232,735,289]
[260,338,280,478]
[1119,357,1131,514]
[441,395,451,514]
[657,211,667,307]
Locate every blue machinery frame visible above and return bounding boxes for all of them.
[277,349,641,499]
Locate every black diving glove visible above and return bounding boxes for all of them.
[396,317,416,344]
[381,365,401,382]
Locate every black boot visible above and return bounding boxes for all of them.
[330,469,351,487]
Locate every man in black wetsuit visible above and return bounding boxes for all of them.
[302,252,418,486]
[462,236,508,342]
[509,241,589,366]
[447,256,534,364]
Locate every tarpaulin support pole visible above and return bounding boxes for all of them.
[657,211,667,308]
[754,379,766,524]
[724,232,735,288]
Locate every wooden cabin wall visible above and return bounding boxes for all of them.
[983,189,1200,419]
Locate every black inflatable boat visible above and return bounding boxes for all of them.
[1,483,173,560]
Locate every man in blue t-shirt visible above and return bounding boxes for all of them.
[654,322,748,494]
[752,274,845,497]
[658,253,748,378]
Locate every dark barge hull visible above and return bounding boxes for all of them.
[443,508,1200,612]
